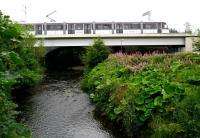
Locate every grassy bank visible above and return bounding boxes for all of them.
[81,52,200,137]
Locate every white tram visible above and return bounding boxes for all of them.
[22,21,169,35]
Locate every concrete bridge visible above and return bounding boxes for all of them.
[35,34,198,53]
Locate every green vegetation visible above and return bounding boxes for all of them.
[193,31,200,52]
[34,39,46,66]
[0,11,43,137]
[81,37,111,91]
[81,52,200,137]
[82,37,111,73]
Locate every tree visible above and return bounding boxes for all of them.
[82,37,111,72]
[184,22,192,34]
[193,31,200,52]
[169,28,178,34]
[0,11,42,138]
[34,39,46,65]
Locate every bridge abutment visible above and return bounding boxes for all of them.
[184,36,195,52]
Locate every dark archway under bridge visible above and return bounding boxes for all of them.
[45,47,85,70]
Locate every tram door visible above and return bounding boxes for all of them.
[84,24,91,34]
[158,23,162,33]
[116,24,123,34]
[68,24,75,34]
[35,24,43,35]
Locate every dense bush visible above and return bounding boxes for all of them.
[81,52,200,137]
[82,37,111,72]
[0,11,43,137]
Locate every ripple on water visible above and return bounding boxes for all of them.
[16,70,125,138]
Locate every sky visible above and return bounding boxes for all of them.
[0,0,200,32]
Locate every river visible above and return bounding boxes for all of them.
[14,69,125,138]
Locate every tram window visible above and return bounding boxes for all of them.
[84,24,91,29]
[124,24,129,29]
[96,24,103,30]
[68,24,75,30]
[124,24,141,30]
[143,23,157,29]
[133,24,141,29]
[47,24,63,30]
[75,24,83,30]
[116,24,123,29]
[68,24,75,34]
[103,24,112,30]
[162,23,168,29]
[116,24,119,29]
[95,24,112,30]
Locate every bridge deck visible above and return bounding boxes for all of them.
[35,34,197,52]
[36,34,194,39]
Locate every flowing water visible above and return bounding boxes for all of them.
[15,69,125,138]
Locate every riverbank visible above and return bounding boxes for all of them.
[81,52,200,137]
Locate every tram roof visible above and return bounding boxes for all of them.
[19,21,167,24]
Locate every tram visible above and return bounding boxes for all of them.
[22,21,169,35]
